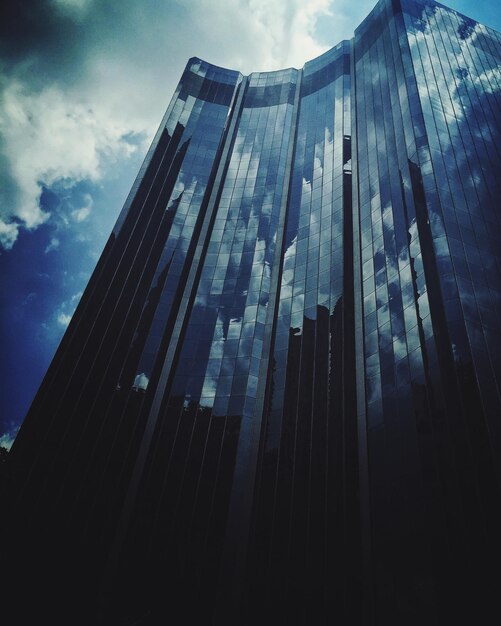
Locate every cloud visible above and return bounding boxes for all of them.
[55,290,83,329]
[0,79,140,249]
[57,312,72,327]
[45,236,60,254]
[0,0,379,252]
[52,0,93,16]
[71,193,93,222]
[0,219,19,250]
[133,372,149,391]
[173,0,332,72]
[0,431,16,451]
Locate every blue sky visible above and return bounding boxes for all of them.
[1,0,499,449]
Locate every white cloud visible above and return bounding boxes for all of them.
[281,0,334,67]
[0,219,19,250]
[174,0,332,72]
[56,291,83,327]
[71,193,93,222]
[0,80,140,249]
[133,372,149,391]
[45,237,60,254]
[0,431,16,451]
[57,312,72,327]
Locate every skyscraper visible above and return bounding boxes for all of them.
[3,0,501,624]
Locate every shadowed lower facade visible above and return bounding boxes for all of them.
[3,1,501,624]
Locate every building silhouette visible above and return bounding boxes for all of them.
[3,0,501,624]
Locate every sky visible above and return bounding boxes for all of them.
[1,0,500,450]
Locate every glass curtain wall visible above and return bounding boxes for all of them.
[245,41,360,625]
[112,67,300,622]
[353,0,501,622]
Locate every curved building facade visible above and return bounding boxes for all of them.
[4,1,501,625]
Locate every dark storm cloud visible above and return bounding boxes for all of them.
[0,1,92,92]
[0,1,167,85]
[0,0,176,247]
[0,1,80,61]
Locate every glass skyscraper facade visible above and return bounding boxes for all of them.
[3,1,501,624]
